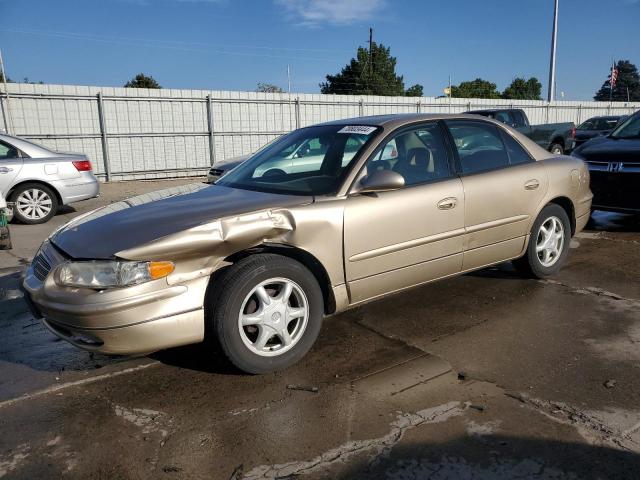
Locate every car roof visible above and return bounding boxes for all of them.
[584,115,621,120]
[315,113,500,129]
[0,133,59,158]
[465,108,519,113]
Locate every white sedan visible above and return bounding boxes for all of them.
[0,134,99,224]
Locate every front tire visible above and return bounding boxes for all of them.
[513,204,571,279]
[10,183,59,224]
[209,254,323,374]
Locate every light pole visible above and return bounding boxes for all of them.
[547,0,559,102]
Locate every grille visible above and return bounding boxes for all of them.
[32,252,52,281]
[209,168,225,177]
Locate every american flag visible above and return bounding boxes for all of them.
[610,63,619,88]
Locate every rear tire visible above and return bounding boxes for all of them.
[208,254,323,374]
[10,183,59,224]
[549,143,564,155]
[513,204,571,279]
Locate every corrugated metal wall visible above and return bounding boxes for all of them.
[1,83,637,181]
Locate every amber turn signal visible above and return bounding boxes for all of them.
[148,261,175,279]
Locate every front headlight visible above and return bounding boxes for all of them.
[55,260,174,288]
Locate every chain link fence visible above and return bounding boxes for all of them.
[1,83,637,181]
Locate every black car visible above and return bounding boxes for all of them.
[572,111,640,213]
[574,115,626,148]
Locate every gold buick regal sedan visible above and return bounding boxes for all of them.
[22,114,593,373]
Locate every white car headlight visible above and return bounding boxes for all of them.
[55,260,174,288]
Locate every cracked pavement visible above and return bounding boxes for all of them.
[0,179,639,479]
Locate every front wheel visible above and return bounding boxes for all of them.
[513,204,571,278]
[209,254,323,374]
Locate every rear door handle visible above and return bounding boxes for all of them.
[0,167,13,174]
[524,179,540,190]
[437,197,458,210]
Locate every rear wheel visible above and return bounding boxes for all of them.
[549,143,564,155]
[513,204,571,278]
[208,254,323,374]
[10,183,59,224]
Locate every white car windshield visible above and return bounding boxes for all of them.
[217,124,379,195]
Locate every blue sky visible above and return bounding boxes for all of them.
[0,0,638,100]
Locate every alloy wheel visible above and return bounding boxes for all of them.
[536,216,565,267]
[237,277,309,357]
[15,188,53,221]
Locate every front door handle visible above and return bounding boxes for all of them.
[0,167,13,174]
[524,179,540,190]
[437,197,458,210]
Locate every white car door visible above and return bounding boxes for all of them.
[0,140,23,194]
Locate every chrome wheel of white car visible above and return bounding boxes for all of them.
[238,277,309,357]
[536,216,565,267]
[10,183,59,224]
[16,188,52,220]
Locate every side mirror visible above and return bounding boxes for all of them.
[356,170,405,194]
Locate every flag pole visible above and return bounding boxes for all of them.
[547,0,559,103]
[609,59,613,103]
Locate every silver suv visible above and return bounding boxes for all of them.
[0,134,99,224]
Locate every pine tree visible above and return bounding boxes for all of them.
[124,73,161,89]
[594,60,640,102]
[320,42,405,96]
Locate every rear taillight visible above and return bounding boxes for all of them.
[570,126,576,138]
[72,160,92,172]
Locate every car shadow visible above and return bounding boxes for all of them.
[335,434,640,479]
[464,262,523,280]
[152,343,240,376]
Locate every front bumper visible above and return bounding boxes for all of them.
[41,310,204,355]
[22,242,207,355]
[588,167,640,213]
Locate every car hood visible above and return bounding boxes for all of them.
[51,183,313,259]
[573,135,640,162]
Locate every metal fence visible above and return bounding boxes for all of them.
[1,83,638,181]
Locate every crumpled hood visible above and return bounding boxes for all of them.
[51,183,312,259]
[573,135,640,162]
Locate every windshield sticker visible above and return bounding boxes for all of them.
[337,125,377,135]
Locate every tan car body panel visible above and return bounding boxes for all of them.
[23,114,592,355]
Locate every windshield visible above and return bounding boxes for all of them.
[610,113,640,139]
[216,124,379,195]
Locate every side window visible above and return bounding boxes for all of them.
[365,123,451,186]
[512,111,527,127]
[446,121,510,175]
[501,131,533,165]
[0,142,18,161]
[494,111,513,125]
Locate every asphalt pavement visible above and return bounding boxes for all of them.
[0,179,639,479]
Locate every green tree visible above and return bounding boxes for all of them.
[594,60,640,102]
[320,42,405,96]
[0,72,13,83]
[124,73,161,89]
[405,84,424,97]
[451,78,501,99]
[502,77,542,100]
[256,83,284,93]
